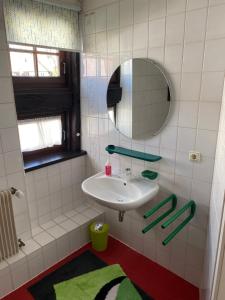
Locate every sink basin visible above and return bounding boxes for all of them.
[82,172,159,211]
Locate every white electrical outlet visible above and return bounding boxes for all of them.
[189,151,201,162]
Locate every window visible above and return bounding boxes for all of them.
[9,44,83,171]
[9,44,61,77]
[18,116,63,152]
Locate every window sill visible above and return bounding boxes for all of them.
[24,150,87,173]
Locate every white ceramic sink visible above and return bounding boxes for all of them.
[82,172,159,211]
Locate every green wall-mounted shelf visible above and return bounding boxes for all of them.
[105,145,162,162]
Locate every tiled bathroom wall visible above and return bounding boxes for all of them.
[80,0,225,288]
[202,80,225,299]
[0,0,87,240]
[0,1,90,295]
[0,1,31,241]
[25,156,86,229]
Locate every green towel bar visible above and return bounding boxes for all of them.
[142,194,177,234]
[161,200,196,246]
[105,145,162,162]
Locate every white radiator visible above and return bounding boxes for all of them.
[0,190,19,261]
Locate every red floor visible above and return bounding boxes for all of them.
[2,236,199,300]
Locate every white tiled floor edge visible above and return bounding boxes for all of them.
[0,204,104,299]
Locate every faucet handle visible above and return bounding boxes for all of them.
[125,168,131,175]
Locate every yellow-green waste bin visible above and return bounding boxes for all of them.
[89,222,109,252]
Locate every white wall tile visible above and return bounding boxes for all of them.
[185,8,207,42]
[84,13,95,35]
[107,2,119,30]
[49,175,61,194]
[96,31,107,54]
[0,50,11,77]
[35,178,49,199]
[0,267,13,298]
[180,73,201,101]
[175,151,193,177]
[193,156,214,182]
[178,101,198,128]
[166,13,185,45]
[191,180,211,206]
[0,78,14,103]
[149,18,165,48]
[195,129,217,157]
[187,0,208,10]
[120,26,133,52]
[9,258,29,289]
[207,4,225,39]
[159,148,176,173]
[149,0,166,20]
[42,241,58,269]
[177,127,196,152]
[167,0,187,15]
[198,102,221,130]
[133,22,148,50]
[0,104,17,128]
[107,29,119,53]
[165,45,183,73]
[174,175,192,199]
[83,34,96,53]
[7,172,26,192]
[182,42,204,72]
[200,72,225,102]
[148,46,164,64]
[160,126,178,150]
[95,7,106,33]
[4,150,23,174]
[204,38,225,71]
[0,155,6,177]
[209,0,225,5]
[134,0,149,24]
[27,249,44,279]
[0,127,21,152]
[120,0,133,27]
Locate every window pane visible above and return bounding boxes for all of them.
[10,51,35,76]
[37,54,60,77]
[36,47,59,53]
[9,44,33,51]
[18,116,62,152]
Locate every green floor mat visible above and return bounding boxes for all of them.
[116,277,142,300]
[54,264,141,300]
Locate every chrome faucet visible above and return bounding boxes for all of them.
[121,167,132,182]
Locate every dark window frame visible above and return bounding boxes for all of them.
[10,45,81,170]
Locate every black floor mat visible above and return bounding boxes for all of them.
[28,250,153,300]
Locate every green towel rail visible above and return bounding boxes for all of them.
[105,145,162,162]
[161,200,196,246]
[142,194,177,234]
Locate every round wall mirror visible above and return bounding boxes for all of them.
[107,58,171,139]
